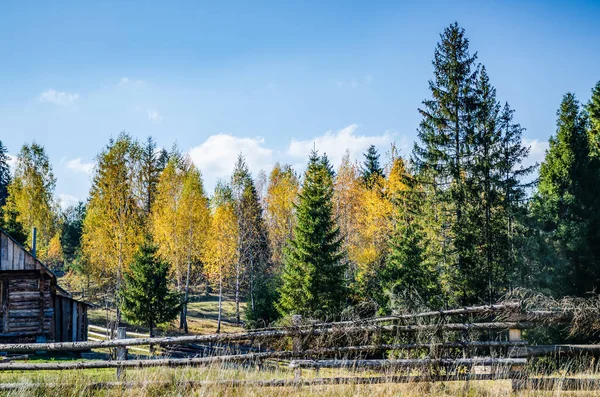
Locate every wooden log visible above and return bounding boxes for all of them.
[520,344,600,358]
[0,354,526,371]
[289,358,527,369]
[0,322,534,353]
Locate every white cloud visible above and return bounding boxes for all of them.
[66,158,94,175]
[7,154,16,171]
[119,77,145,86]
[38,89,79,106]
[147,109,163,122]
[188,134,273,190]
[287,124,395,167]
[522,137,548,168]
[58,193,80,209]
[366,75,373,84]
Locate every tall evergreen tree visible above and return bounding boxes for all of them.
[534,93,600,296]
[587,81,600,158]
[383,165,440,313]
[277,151,347,319]
[413,22,479,305]
[61,202,86,266]
[0,140,10,210]
[121,235,181,337]
[468,66,503,302]
[231,154,272,325]
[497,103,535,289]
[140,136,162,215]
[361,145,383,187]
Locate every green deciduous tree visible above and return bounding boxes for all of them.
[277,151,347,319]
[121,235,181,337]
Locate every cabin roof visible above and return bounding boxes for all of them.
[0,228,92,306]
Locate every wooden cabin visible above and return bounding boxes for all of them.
[0,228,89,343]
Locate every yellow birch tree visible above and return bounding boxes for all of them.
[204,182,238,333]
[264,163,299,270]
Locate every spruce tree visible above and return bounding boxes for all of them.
[361,145,383,187]
[534,93,600,296]
[231,154,273,325]
[497,103,535,289]
[277,151,347,319]
[383,179,440,312]
[412,22,479,305]
[587,81,600,158]
[121,235,181,337]
[0,140,10,210]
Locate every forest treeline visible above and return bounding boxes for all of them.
[1,23,600,330]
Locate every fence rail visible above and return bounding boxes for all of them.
[0,300,594,392]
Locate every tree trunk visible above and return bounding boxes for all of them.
[116,244,123,330]
[217,272,223,334]
[235,261,240,325]
[250,257,255,312]
[181,241,192,334]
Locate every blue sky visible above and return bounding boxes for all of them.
[0,0,599,206]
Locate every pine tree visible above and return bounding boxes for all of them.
[121,235,181,337]
[0,140,10,210]
[361,145,383,187]
[277,151,347,319]
[413,22,479,305]
[534,93,600,296]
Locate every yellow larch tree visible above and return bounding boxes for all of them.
[264,163,299,270]
[82,133,144,326]
[204,181,238,333]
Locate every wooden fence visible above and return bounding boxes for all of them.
[0,301,596,392]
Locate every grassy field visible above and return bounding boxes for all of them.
[87,294,245,335]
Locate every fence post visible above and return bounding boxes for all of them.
[116,327,127,381]
[509,327,527,392]
[292,315,302,380]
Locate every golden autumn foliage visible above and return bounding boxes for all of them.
[264,163,299,268]
[204,184,238,285]
[334,150,413,297]
[152,158,210,289]
[4,142,59,257]
[82,134,144,293]
[45,233,64,271]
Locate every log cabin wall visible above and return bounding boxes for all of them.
[0,229,89,343]
[0,271,54,340]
